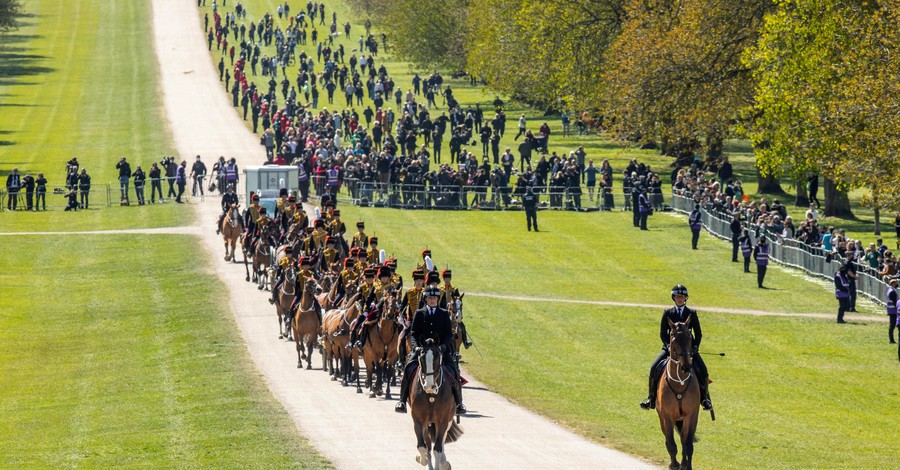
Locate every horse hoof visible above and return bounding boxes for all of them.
[376,389,383,397]
[385,393,392,400]
[416,455,429,466]
[369,391,376,398]
[278,334,283,340]
[356,388,363,394]
[306,364,312,370]
[297,363,302,368]
[331,376,337,381]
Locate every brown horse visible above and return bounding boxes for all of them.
[247,231,273,290]
[408,339,464,470]
[292,278,322,369]
[273,261,297,340]
[447,293,465,353]
[321,292,360,387]
[220,204,243,262]
[656,317,701,470]
[362,293,402,399]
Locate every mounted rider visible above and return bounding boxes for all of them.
[349,267,379,349]
[333,258,358,305]
[398,269,426,360]
[269,245,298,305]
[215,183,240,234]
[366,237,380,265]
[311,218,328,252]
[395,285,466,415]
[288,256,323,322]
[243,193,261,237]
[319,236,340,273]
[441,269,472,349]
[351,221,369,249]
[640,284,713,412]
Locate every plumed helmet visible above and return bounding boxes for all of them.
[671,284,689,300]
[424,285,441,298]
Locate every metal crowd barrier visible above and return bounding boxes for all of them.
[671,191,887,306]
[1,178,194,212]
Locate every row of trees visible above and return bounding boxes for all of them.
[0,0,21,33]
[341,1,900,230]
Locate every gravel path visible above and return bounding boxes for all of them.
[150,1,657,469]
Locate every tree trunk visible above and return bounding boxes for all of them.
[873,187,881,235]
[756,167,784,194]
[794,180,809,207]
[823,178,853,217]
[706,133,723,159]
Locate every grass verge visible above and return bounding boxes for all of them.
[0,235,330,468]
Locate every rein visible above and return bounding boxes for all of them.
[418,348,444,394]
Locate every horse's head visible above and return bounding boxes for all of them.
[451,293,464,320]
[380,292,399,321]
[419,338,444,395]
[668,317,694,374]
[304,278,322,296]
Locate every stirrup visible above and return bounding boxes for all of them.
[395,401,407,413]
[455,403,467,415]
[639,398,655,410]
[701,399,713,411]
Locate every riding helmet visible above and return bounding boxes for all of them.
[671,284,689,300]
[424,285,441,298]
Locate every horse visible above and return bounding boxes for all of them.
[220,204,243,262]
[292,278,322,369]
[321,292,361,388]
[447,293,465,353]
[408,339,464,470]
[362,292,402,399]
[656,317,701,470]
[273,261,297,340]
[247,230,273,290]
[316,272,338,310]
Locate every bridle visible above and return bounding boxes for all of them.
[666,328,694,387]
[418,342,444,395]
[281,265,297,296]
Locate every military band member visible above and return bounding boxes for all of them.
[416,249,434,272]
[311,218,328,251]
[270,246,298,304]
[334,258,358,305]
[320,236,340,272]
[351,221,368,249]
[367,237,380,265]
[440,269,472,349]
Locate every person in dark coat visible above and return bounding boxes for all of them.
[5,168,20,210]
[730,213,742,262]
[395,285,466,415]
[754,236,770,288]
[640,284,713,411]
[834,265,851,323]
[20,174,35,211]
[689,204,702,249]
[523,185,538,232]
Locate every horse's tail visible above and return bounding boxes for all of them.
[444,421,464,444]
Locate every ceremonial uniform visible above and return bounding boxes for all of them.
[269,251,297,304]
[351,222,368,249]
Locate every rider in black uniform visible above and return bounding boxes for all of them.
[395,285,466,415]
[640,284,713,411]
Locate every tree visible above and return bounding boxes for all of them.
[0,0,22,33]
[748,0,900,224]
[601,0,773,157]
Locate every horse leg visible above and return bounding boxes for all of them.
[680,416,698,470]
[366,358,376,397]
[384,363,394,399]
[277,307,284,340]
[356,354,363,394]
[660,416,679,470]
[305,337,314,369]
[414,421,430,467]
[433,419,450,470]
[295,333,303,369]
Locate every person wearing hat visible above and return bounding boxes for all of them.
[417,249,434,273]
[290,201,308,231]
[689,204,702,250]
[353,247,369,273]
[287,256,323,322]
[885,277,899,341]
[753,236,770,288]
[366,237,379,265]
[243,193,261,235]
[400,269,426,323]
[375,265,395,300]
[351,221,368,249]
[522,185,538,232]
[640,284,712,412]
[333,258,358,305]
[320,236,339,272]
[739,228,754,273]
[396,285,466,415]
[312,219,328,251]
[215,184,240,234]
[349,267,379,349]
[835,265,851,323]
[329,209,346,234]
[440,269,471,349]
[388,258,403,291]
[269,246,298,305]
[637,186,651,230]
[418,270,442,308]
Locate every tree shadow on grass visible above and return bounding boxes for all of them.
[0,33,53,86]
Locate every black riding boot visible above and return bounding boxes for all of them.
[314,301,322,323]
[356,324,369,349]
[697,368,713,411]
[453,380,467,415]
[640,368,658,410]
[395,364,414,413]
[460,321,472,349]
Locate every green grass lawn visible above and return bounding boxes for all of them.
[328,205,897,468]
[0,0,189,230]
[0,235,330,468]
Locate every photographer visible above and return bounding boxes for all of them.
[164,156,177,199]
[77,168,91,209]
[116,156,132,204]
[149,163,163,203]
